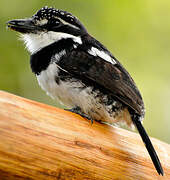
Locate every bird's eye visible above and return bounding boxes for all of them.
[55,20,60,25]
[48,19,61,26]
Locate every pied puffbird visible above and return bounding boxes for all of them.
[7,6,163,175]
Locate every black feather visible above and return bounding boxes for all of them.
[131,114,164,176]
[8,6,164,176]
[58,36,145,116]
[30,38,74,75]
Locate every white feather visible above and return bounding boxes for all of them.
[36,63,92,109]
[54,50,66,63]
[57,17,80,30]
[37,62,132,127]
[36,19,48,26]
[21,32,82,54]
[88,47,116,65]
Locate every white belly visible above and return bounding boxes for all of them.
[36,63,132,126]
[36,63,95,109]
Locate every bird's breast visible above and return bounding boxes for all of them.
[36,62,93,109]
[36,62,132,127]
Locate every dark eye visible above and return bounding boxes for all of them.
[48,19,61,26]
[55,20,60,26]
[41,18,62,31]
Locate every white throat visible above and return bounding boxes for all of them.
[21,31,82,54]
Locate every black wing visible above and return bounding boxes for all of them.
[57,40,164,175]
[58,46,144,117]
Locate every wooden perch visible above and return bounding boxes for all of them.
[0,91,169,180]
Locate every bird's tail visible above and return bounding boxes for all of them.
[132,115,164,176]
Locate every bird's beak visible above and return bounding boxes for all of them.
[7,18,38,33]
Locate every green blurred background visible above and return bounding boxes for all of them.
[0,0,170,143]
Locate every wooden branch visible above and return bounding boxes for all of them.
[0,91,169,180]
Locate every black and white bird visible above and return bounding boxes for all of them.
[7,6,163,175]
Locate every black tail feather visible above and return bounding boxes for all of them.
[132,115,164,176]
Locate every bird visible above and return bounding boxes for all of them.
[7,6,163,175]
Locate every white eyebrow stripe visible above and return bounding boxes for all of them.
[57,17,80,30]
[87,47,116,65]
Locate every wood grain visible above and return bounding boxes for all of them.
[0,90,169,180]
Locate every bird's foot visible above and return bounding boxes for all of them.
[65,106,93,124]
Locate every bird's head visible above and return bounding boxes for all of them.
[7,6,87,54]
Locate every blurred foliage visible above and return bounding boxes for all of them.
[0,0,170,143]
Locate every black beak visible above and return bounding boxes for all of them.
[7,18,38,33]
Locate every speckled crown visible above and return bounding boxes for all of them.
[32,6,81,27]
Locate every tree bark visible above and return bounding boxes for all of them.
[0,90,169,180]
